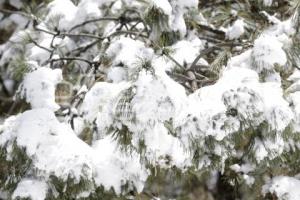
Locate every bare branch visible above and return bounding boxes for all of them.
[29,38,52,52]
[189,42,241,70]
[69,17,119,32]
[51,57,96,66]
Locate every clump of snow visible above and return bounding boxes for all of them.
[152,37,205,71]
[178,67,259,142]
[171,38,204,67]
[140,123,190,168]
[81,67,190,167]
[230,163,255,174]
[45,0,115,30]
[226,19,245,40]
[263,0,273,7]
[0,108,148,195]
[251,35,287,73]
[228,49,252,69]
[46,0,78,30]
[12,179,48,200]
[262,176,300,200]
[149,0,198,37]
[129,70,187,127]
[176,66,292,163]
[253,136,285,162]
[0,109,94,180]
[80,81,130,123]
[228,19,292,79]
[92,136,149,193]
[287,70,300,132]
[151,0,172,16]
[105,37,154,81]
[20,67,62,111]
[9,0,22,9]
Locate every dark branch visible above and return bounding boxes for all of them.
[51,57,96,66]
[69,17,119,32]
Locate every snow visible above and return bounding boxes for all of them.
[149,0,198,37]
[287,70,300,132]
[105,37,154,79]
[87,69,190,167]
[262,176,300,200]
[230,163,254,174]
[130,71,186,126]
[263,0,273,6]
[0,109,94,180]
[177,66,292,163]
[45,0,116,30]
[287,70,300,93]
[29,33,75,64]
[92,136,148,193]
[46,0,78,30]
[20,67,62,111]
[171,38,204,67]
[226,19,245,40]
[288,69,300,82]
[151,0,172,16]
[0,108,149,195]
[151,37,205,71]
[141,123,190,168]
[21,67,62,111]
[9,0,22,9]
[80,81,130,123]
[251,35,287,73]
[1,0,300,197]
[12,179,48,200]
[179,67,258,141]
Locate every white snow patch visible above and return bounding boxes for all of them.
[0,108,148,194]
[251,35,287,73]
[21,67,62,111]
[12,179,48,200]
[226,19,245,40]
[262,176,300,200]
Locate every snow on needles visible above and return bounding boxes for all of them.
[251,35,287,73]
[0,109,148,195]
[1,0,300,198]
[151,0,198,36]
[225,19,245,40]
[262,176,300,200]
[20,67,62,111]
[12,179,48,200]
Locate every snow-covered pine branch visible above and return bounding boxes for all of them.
[0,0,300,199]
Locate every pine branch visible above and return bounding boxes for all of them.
[189,42,243,70]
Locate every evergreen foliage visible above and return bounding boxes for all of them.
[0,0,300,199]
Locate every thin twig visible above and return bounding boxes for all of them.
[197,24,226,37]
[51,57,96,66]
[162,51,185,70]
[149,40,185,70]
[69,17,119,32]
[107,30,148,38]
[0,8,29,17]
[60,33,104,40]
[69,40,100,55]
[189,42,240,70]
[34,27,105,40]
[29,39,52,52]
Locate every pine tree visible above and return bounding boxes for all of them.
[1,0,300,199]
